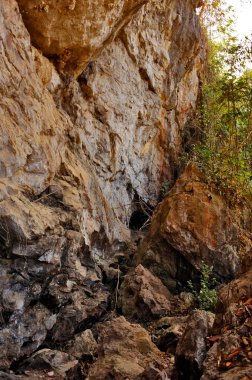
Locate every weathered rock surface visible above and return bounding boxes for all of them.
[87,316,169,379]
[136,164,251,288]
[17,0,148,76]
[19,349,78,377]
[2,0,251,378]
[0,0,128,260]
[0,0,204,254]
[68,329,98,359]
[119,264,171,320]
[0,304,56,369]
[214,265,252,330]
[0,371,62,380]
[135,365,172,380]
[51,283,109,343]
[0,0,207,375]
[175,310,215,379]
[0,234,109,367]
[155,316,188,354]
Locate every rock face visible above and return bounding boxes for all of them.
[0,0,204,253]
[2,0,252,379]
[0,303,56,369]
[17,0,148,76]
[0,0,205,375]
[136,164,250,288]
[68,329,98,359]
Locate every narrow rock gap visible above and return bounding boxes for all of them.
[128,193,154,231]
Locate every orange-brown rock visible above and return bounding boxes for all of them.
[17,0,148,76]
[136,164,251,287]
[119,264,171,320]
[214,265,252,330]
[87,317,167,380]
[0,1,67,193]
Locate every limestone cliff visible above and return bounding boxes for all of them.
[0,0,205,376]
[0,0,204,255]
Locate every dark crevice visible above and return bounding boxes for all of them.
[129,193,154,231]
[74,305,109,335]
[0,236,7,256]
[138,67,156,93]
[129,210,149,231]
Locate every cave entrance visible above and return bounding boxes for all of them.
[128,194,153,231]
[129,210,149,231]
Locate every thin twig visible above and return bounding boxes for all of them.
[33,190,59,203]
[139,218,151,231]
[114,265,120,312]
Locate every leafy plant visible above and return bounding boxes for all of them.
[188,262,217,312]
[189,1,252,201]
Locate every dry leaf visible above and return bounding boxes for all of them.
[247,351,252,360]
[225,361,233,368]
[235,308,244,317]
[226,348,242,360]
[222,325,229,333]
[242,337,250,346]
[207,335,221,342]
[244,298,252,306]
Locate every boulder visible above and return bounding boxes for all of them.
[87,316,168,379]
[135,365,172,380]
[119,264,171,320]
[51,285,109,343]
[136,164,250,288]
[17,0,148,76]
[174,292,195,314]
[175,310,214,379]
[0,372,63,380]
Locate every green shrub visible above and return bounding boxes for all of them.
[188,262,217,312]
